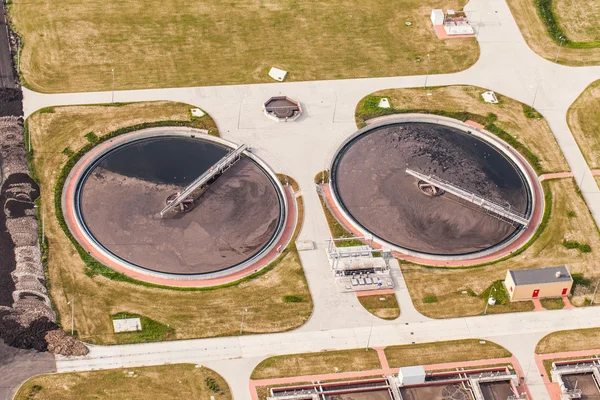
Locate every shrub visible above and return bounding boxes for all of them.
[423,294,438,303]
[282,295,304,303]
[205,377,221,393]
[62,147,74,157]
[578,243,592,253]
[523,105,542,119]
[572,273,592,288]
[567,210,576,218]
[562,239,580,249]
[84,131,99,143]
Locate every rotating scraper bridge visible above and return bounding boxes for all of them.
[160,143,247,218]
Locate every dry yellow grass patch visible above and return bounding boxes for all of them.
[10,0,478,93]
[506,0,600,65]
[384,339,511,368]
[567,80,600,169]
[536,328,600,354]
[553,0,600,43]
[402,178,600,318]
[251,349,382,380]
[357,294,400,320]
[28,102,312,344]
[15,365,231,400]
[361,85,568,173]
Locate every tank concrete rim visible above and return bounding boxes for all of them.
[328,114,543,262]
[62,127,288,281]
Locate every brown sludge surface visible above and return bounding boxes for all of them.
[562,374,600,400]
[479,381,515,400]
[400,383,472,400]
[81,155,281,275]
[325,389,392,400]
[334,122,528,255]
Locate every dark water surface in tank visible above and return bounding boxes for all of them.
[78,136,282,275]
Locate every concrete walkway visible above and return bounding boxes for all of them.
[15,0,600,398]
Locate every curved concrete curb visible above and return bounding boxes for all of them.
[327,114,544,265]
[62,127,295,287]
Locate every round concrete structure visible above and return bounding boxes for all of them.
[62,127,289,284]
[329,115,542,262]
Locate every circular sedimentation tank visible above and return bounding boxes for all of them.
[65,128,286,280]
[330,118,536,259]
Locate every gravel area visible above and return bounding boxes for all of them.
[79,137,282,275]
[333,122,529,256]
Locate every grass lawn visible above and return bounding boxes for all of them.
[28,102,312,344]
[9,0,479,93]
[357,294,400,320]
[540,297,565,310]
[402,178,600,318]
[251,349,381,380]
[537,328,600,354]
[356,85,569,173]
[567,80,600,169]
[15,364,231,400]
[553,0,600,43]
[384,339,511,368]
[506,0,600,65]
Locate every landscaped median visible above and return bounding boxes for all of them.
[26,101,312,344]
[567,80,600,169]
[15,364,231,400]
[350,86,599,318]
[505,0,600,65]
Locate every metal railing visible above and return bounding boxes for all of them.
[406,168,529,226]
[160,144,247,218]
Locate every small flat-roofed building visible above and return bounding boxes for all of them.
[505,266,573,301]
[398,366,426,386]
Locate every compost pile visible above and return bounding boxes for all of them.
[0,116,87,356]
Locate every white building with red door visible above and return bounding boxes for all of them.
[505,266,573,301]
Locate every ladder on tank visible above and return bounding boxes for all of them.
[159,144,247,218]
[405,168,529,227]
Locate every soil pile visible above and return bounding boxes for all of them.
[0,117,87,356]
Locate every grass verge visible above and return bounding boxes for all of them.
[357,294,400,320]
[251,349,381,380]
[27,102,312,344]
[539,298,565,310]
[384,339,511,368]
[111,312,175,344]
[15,364,231,400]
[506,0,600,65]
[536,328,600,354]
[567,80,600,169]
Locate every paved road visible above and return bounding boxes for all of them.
[17,0,600,398]
[0,340,55,400]
[0,1,15,89]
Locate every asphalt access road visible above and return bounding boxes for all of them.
[0,2,15,89]
[0,339,55,400]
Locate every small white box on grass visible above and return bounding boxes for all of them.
[113,318,142,333]
[191,108,205,117]
[268,67,288,82]
[481,91,499,103]
[378,98,391,108]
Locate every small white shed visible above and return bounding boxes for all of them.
[431,9,444,26]
[398,365,426,386]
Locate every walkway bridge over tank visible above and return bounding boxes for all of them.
[160,143,247,218]
[405,168,529,226]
